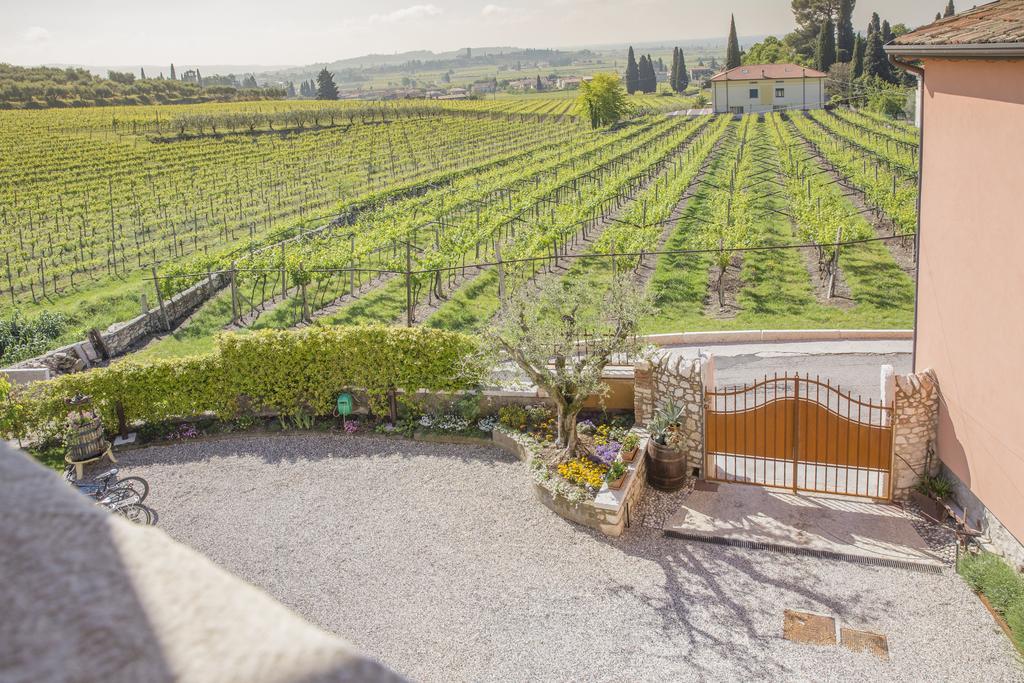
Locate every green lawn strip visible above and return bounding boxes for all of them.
[958,551,1024,654]
[425,270,501,333]
[127,288,241,361]
[317,275,409,327]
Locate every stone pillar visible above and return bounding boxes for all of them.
[633,359,655,427]
[633,352,705,477]
[890,369,939,501]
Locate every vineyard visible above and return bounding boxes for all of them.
[0,97,919,364]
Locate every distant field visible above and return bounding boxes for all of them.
[0,97,917,364]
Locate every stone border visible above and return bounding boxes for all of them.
[492,426,649,538]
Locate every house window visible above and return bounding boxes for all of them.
[775,87,785,98]
[729,106,744,115]
[749,88,759,99]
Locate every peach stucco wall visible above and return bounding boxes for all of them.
[916,57,1024,542]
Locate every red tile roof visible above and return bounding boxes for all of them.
[890,0,1024,47]
[709,64,826,81]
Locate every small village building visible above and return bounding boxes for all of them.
[710,63,826,114]
[556,76,588,90]
[887,0,1024,566]
[689,66,716,84]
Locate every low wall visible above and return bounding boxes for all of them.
[492,427,649,538]
[11,274,227,375]
[639,329,912,347]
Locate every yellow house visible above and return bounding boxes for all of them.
[710,63,827,114]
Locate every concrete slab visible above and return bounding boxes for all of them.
[664,482,944,571]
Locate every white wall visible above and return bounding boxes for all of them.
[712,78,825,114]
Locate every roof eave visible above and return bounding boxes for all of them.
[885,42,1024,58]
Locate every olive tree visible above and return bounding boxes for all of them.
[485,276,653,455]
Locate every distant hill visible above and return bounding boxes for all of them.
[0,64,285,110]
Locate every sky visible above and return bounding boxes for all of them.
[1,0,946,68]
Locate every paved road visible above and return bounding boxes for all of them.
[666,340,913,400]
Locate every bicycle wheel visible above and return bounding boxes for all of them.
[111,476,149,502]
[115,503,153,525]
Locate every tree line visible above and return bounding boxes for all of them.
[0,63,284,110]
[623,46,690,95]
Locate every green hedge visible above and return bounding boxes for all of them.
[958,551,1024,653]
[12,326,481,436]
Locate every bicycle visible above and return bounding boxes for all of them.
[64,466,150,503]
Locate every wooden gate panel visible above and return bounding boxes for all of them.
[705,375,893,499]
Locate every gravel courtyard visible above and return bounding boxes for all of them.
[122,434,1023,682]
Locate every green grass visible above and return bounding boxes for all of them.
[958,551,1024,654]
[645,118,914,333]
[0,271,149,350]
[128,288,240,361]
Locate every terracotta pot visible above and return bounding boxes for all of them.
[608,473,627,490]
[620,445,639,463]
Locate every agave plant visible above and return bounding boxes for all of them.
[649,400,684,446]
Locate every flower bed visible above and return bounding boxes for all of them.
[492,419,650,538]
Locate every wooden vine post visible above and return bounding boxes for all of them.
[230,262,240,325]
[827,225,843,300]
[405,240,413,327]
[494,236,506,304]
[151,266,170,332]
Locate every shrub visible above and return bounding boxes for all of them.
[8,326,481,437]
[498,405,527,430]
[0,309,71,364]
[606,460,627,482]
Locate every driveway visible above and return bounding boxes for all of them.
[668,340,913,399]
[122,434,1021,682]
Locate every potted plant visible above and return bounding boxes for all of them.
[606,460,628,490]
[646,401,688,491]
[620,432,641,462]
[911,474,953,521]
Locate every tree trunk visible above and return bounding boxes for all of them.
[717,266,726,307]
[555,401,580,455]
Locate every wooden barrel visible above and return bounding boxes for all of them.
[646,440,688,491]
[68,416,106,462]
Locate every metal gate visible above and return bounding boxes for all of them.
[705,374,893,499]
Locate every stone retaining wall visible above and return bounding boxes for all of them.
[889,369,940,502]
[10,274,226,376]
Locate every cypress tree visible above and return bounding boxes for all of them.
[726,15,741,69]
[170,63,176,80]
[869,12,881,37]
[625,46,640,94]
[815,18,837,73]
[670,47,680,92]
[935,12,942,21]
[678,49,689,90]
[944,0,955,17]
[140,67,146,79]
[836,0,855,62]
[647,54,657,92]
[316,68,339,100]
[852,33,865,78]
[882,20,893,44]
[863,27,891,82]
[535,74,543,91]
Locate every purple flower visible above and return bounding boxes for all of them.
[343,420,359,434]
[592,442,621,467]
